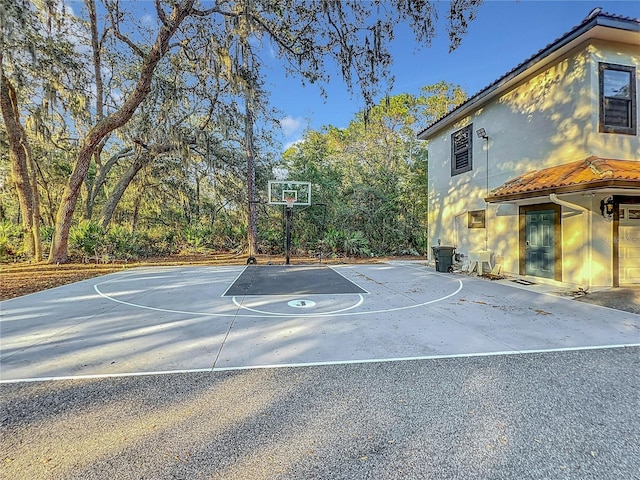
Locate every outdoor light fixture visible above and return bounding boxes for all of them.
[476,128,488,139]
[600,196,615,218]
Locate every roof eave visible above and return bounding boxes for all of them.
[417,14,640,141]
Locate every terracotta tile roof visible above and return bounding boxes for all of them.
[486,157,640,202]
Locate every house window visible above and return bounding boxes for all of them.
[468,210,485,228]
[451,124,473,175]
[599,63,636,135]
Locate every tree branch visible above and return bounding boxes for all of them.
[154,0,169,27]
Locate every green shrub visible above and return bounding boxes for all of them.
[321,228,345,254]
[259,227,284,255]
[39,225,55,259]
[40,225,54,243]
[140,228,177,257]
[106,225,139,260]
[0,221,22,260]
[182,224,214,253]
[318,229,370,257]
[69,221,105,261]
[342,230,371,257]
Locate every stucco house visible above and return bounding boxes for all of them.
[418,10,640,289]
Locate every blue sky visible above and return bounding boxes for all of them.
[267,0,639,147]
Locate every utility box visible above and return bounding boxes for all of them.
[432,246,455,273]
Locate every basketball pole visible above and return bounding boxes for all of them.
[285,204,293,265]
[247,200,262,264]
[268,182,311,266]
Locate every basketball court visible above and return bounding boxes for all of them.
[1,261,638,383]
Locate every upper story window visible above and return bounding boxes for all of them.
[451,124,473,176]
[599,63,636,135]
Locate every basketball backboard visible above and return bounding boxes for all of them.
[268,181,311,206]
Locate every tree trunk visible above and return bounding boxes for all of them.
[87,147,135,220]
[99,154,151,228]
[24,131,43,260]
[0,70,42,260]
[84,0,107,220]
[242,40,259,257]
[99,142,175,228]
[85,147,104,220]
[245,93,259,256]
[131,191,142,234]
[48,0,195,263]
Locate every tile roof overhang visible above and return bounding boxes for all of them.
[417,12,640,141]
[485,157,640,203]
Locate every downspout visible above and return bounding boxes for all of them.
[549,193,592,290]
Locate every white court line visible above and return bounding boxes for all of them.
[221,265,370,297]
[231,294,365,316]
[328,265,370,294]
[2,343,638,384]
[212,343,640,372]
[220,265,248,297]
[93,277,464,317]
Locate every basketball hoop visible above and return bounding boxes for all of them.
[267,181,310,206]
[267,181,311,265]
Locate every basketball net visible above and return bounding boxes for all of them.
[285,197,295,208]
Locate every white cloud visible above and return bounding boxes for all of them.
[279,116,304,137]
[283,138,303,151]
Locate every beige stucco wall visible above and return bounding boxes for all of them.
[426,40,639,287]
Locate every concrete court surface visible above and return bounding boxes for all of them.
[0,261,638,382]
[1,262,639,480]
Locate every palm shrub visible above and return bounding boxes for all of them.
[259,227,284,255]
[40,225,54,255]
[318,229,371,257]
[320,228,345,255]
[106,225,140,260]
[182,223,216,253]
[342,230,371,257]
[0,220,23,260]
[137,227,178,257]
[69,221,105,262]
